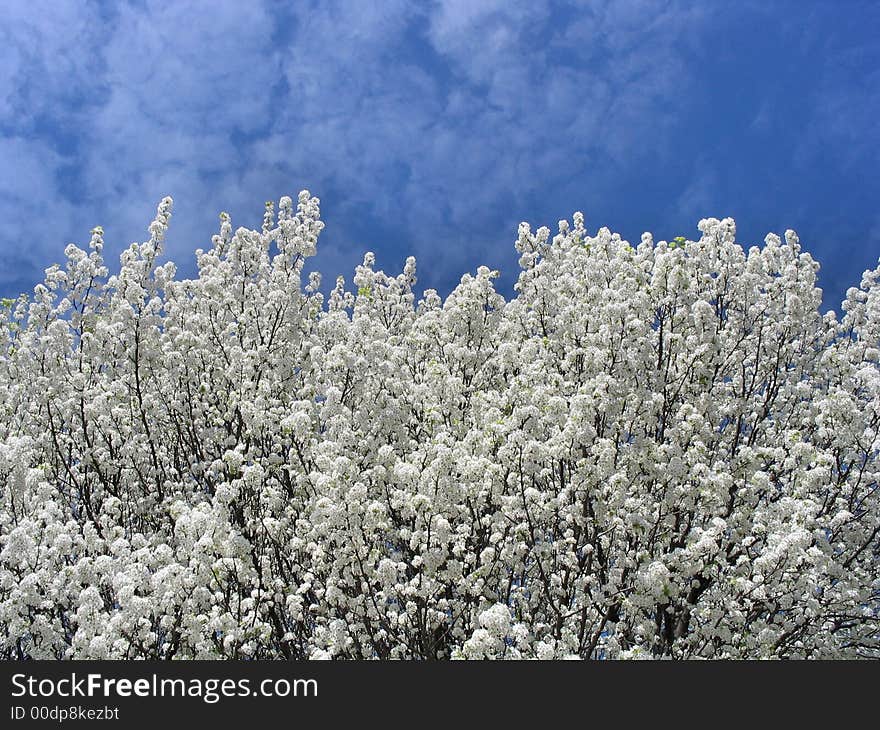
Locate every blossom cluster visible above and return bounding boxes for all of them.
[1,193,878,659]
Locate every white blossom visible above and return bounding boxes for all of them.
[0,196,877,659]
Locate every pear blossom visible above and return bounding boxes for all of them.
[0,196,878,659]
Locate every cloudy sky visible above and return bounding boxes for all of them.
[1,0,878,309]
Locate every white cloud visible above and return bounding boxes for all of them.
[0,0,754,295]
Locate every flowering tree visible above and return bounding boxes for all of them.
[0,193,878,659]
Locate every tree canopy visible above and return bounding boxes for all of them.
[1,193,878,659]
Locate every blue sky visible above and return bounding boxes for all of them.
[1,0,878,310]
